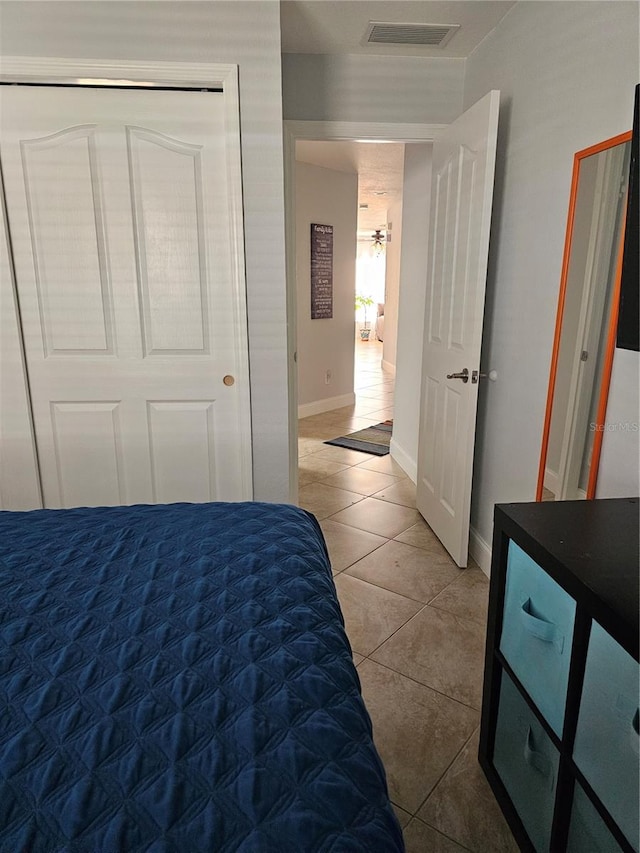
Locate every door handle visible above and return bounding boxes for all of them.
[446,368,469,383]
[472,369,498,384]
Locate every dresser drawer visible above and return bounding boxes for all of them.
[500,541,576,735]
[574,620,639,850]
[567,784,624,853]
[493,669,560,852]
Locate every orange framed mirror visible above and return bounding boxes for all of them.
[537,131,632,502]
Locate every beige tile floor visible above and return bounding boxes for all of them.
[298,339,517,853]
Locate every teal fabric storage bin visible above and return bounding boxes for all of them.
[493,670,560,852]
[574,620,639,851]
[500,541,576,735]
[567,784,623,853]
[481,501,638,852]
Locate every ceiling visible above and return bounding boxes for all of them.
[295,140,407,234]
[280,1,516,58]
[287,3,515,239]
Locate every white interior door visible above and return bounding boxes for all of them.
[416,90,500,567]
[0,85,252,508]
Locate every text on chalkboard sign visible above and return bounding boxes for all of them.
[310,223,333,319]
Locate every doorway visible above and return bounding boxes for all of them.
[293,132,402,503]
[285,92,500,570]
[284,120,444,503]
[294,137,404,419]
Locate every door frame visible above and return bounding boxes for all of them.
[0,55,254,500]
[283,120,447,501]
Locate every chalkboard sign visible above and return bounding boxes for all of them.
[310,223,333,319]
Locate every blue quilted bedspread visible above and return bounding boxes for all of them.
[0,502,403,852]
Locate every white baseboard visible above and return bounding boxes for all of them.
[544,466,559,495]
[389,437,417,483]
[298,392,355,420]
[381,359,396,376]
[469,525,492,577]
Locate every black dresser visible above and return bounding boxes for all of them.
[479,498,639,852]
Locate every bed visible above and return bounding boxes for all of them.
[0,501,403,852]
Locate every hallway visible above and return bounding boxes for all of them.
[297,339,516,852]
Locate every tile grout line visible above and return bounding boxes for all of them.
[409,725,483,852]
[330,539,391,577]
[339,569,457,608]
[301,475,405,496]
[326,520,452,562]
[413,817,476,853]
[358,655,482,716]
[301,347,500,853]
[333,540,488,622]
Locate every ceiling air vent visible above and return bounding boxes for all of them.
[365,21,460,48]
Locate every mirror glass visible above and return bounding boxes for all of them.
[538,135,631,501]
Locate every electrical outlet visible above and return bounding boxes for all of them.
[325,369,332,385]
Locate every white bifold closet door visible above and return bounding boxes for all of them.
[0,85,252,509]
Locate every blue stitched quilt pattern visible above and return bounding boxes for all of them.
[0,502,403,852]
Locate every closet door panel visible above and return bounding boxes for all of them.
[127,126,208,355]
[0,188,41,510]
[20,125,113,355]
[50,401,125,508]
[0,85,252,508]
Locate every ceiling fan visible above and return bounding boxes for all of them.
[372,228,386,255]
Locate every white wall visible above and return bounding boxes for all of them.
[596,348,640,498]
[0,0,290,502]
[282,53,464,124]
[463,1,639,559]
[390,144,432,483]
[295,161,357,415]
[381,200,403,371]
[356,240,386,307]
